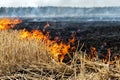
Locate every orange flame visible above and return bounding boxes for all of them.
[1,18,118,64]
[20,29,73,63]
[0,18,22,30]
[20,29,49,41]
[48,42,70,63]
[20,29,31,39]
[0,18,75,63]
[68,38,75,44]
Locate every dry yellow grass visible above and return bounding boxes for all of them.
[0,30,120,80]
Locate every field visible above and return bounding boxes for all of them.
[0,18,120,80]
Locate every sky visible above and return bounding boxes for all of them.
[0,0,120,7]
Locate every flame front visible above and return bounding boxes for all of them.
[20,29,31,38]
[20,29,73,63]
[0,18,22,30]
[0,18,119,65]
[0,18,74,63]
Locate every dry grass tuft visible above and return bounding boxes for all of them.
[0,30,120,80]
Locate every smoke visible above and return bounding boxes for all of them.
[0,7,120,19]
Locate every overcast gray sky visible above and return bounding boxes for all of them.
[0,0,120,7]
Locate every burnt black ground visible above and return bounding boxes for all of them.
[14,20,120,55]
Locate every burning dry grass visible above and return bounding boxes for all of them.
[0,30,120,80]
[0,18,22,30]
[0,30,73,79]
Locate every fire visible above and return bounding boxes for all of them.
[31,30,49,40]
[20,29,49,41]
[20,29,72,63]
[0,18,73,63]
[0,18,119,64]
[48,42,70,63]
[68,38,75,44]
[89,46,97,60]
[0,18,22,30]
[0,18,74,63]
[20,29,31,39]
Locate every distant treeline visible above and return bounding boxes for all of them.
[0,7,120,17]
